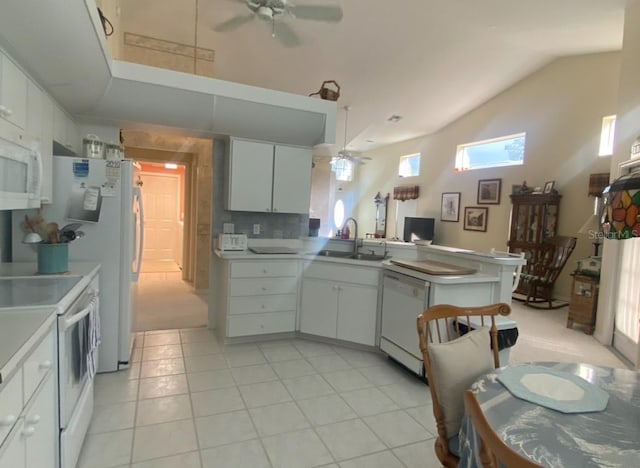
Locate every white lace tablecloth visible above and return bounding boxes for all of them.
[459,362,640,467]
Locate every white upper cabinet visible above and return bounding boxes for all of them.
[226,138,312,214]
[53,104,79,154]
[226,139,275,212]
[0,50,28,145]
[272,145,312,214]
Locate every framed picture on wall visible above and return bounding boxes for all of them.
[477,179,502,204]
[441,192,461,222]
[463,206,489,232]
[543,180,555,194]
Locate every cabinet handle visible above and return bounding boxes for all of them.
[261,304,266,309]
[261,287,267,291]
[39,360,52,370]
[26,414,41,425]
[22,426,36,437]
[0,415,16,426]
[272,208,278,212]
[262,269,268,274]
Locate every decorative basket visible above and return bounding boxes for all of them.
[309,80,341,101]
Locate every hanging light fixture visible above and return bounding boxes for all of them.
[601,171,640,239]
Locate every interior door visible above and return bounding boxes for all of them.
[140,172,180,263]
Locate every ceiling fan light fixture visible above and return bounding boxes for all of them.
[257,6,273,20]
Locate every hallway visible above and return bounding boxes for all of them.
[134,271,208,332]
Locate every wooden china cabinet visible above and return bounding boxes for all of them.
[508,193,562,295]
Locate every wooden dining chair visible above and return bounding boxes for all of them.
[464,390,542,468]
[416,303,511,468]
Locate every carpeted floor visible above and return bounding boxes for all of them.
[133,271,208,331]
[508,301,628,368]
[140,260,182,273]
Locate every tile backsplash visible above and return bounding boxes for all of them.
[212,139,309,240]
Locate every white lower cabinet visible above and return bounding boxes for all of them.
[0,326,57,468]
[223,259,299,338]
[300,262,379,346]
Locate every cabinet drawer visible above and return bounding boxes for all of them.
[303,262,380,286]
[0,368,22,445]
[229,294,297,315]
[231,261,298,278]
[228,311,296,337]
[22,329,54,404]
[230,278,297,296]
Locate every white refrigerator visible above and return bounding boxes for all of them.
[12,156,144,372]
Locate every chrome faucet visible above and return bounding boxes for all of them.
[342,217,359,255]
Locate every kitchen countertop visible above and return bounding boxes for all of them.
[0,262,101,313]
[0,261,101,384]
[0,307,56,384]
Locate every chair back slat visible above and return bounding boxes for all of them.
[464,391,542,468]
[416,302,511,467]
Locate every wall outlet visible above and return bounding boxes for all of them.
[253,224,261,235]
[223,223,234,233]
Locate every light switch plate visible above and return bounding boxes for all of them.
[223,223,234,234]
[253,224,261,235]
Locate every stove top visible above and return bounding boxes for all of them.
[0,276,83,309]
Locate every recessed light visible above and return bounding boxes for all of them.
[387,115,403,123]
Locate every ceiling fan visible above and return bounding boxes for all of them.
[213,0,343,47]
[331,106,372,166]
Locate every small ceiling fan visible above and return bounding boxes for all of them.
[331,106,372,166]
[213,0,343,47]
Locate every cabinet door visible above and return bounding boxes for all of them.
[300,279,338,339]
[0,52,28,131]
[52,104,66,147]
[337,284,378,346]
[24,374,56,468]
[226,139,274,212]
[39,93,54,203]
[272,145,312,214]
[0,421,25,468]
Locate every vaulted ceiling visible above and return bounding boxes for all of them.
[116,0,626,155]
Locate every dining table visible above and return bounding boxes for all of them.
[458,362,640,467]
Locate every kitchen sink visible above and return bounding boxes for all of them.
[350,253,387,261]
[315,250,353,258]
[314,250,387,261]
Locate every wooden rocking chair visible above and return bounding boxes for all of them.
[517,235,577,309]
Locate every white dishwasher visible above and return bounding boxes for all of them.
[380,271,430,376]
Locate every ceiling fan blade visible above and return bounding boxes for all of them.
[213,14,255,32]
[289,4,343,22]
[274,21,302,47]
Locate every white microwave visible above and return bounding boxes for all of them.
[0,138,42,210]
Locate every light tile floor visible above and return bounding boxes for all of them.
[79,329,441,468]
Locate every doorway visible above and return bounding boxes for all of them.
[139,165,184,273]
[124,146,210,332]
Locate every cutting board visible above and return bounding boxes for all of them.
[390,259,477,275]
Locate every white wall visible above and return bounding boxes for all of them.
[596,0,640,359]
[355,52,620,299]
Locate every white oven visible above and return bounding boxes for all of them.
[0,137,42,210]
[57,274,99,468]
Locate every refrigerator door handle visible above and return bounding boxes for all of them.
[132,186,144,282]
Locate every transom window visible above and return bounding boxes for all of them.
[399,153,420,177]
[599,115,616,156]
[455,132,526,172]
